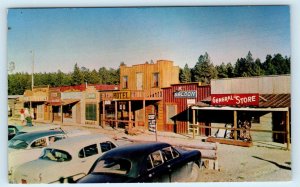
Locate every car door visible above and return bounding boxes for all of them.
[142,150,171,182]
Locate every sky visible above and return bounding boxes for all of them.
[7,6,291,73]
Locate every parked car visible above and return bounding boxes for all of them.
[78,142,201,183]
[12,134,118,184]
[15,124,62,135]
[8,129,90,181]
[8,124,24,140]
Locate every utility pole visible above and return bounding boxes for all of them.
[30,50,34,111]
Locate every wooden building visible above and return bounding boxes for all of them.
[101,60,180,131]
[162,83,211,134]
[20,86,49,121]
[191,75,291,149]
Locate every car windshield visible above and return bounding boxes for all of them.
[40,148,72,162]
[92,158,131,175]
[8,139,28,149]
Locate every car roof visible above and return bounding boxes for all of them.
[101,142,171,160]
[8,124,24,130]
[19,124,61,133]
[11,130,64,143]
[46,134,114,154]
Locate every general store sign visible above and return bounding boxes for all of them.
[211,94,259,106]
[174,90,197,98]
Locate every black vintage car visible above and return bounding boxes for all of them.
[78,142,201,183]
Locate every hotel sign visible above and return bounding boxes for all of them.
[211,94,259,106]
[174,91,197,98]
[113,91,131,100]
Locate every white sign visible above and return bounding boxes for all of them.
[187,99,196,105]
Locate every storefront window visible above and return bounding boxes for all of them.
[123,76,128,89]
[86,104,97,121]
[153,73,159,87]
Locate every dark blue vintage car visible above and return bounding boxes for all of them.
[78,142,201,183]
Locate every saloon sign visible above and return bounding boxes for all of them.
[174,90,197,98]
[211,93,259,106]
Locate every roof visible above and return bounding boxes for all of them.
[101,142,171,160]
[19,124,61,133]
[12,130,64,143]
[193,94,290,109]
[46,134,113,154]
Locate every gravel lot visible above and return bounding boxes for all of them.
[8,120,292,182]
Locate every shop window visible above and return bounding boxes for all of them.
[123,76,128,89]
[153,73,159,87]
[64,104,73,118]
[86,104,97,121]
[166,104,177,124]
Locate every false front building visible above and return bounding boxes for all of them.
[100,60,179,131]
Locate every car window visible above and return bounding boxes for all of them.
[30,137,47,148]
[79,144,98,158]
[8,139,28,149]
[100,141,116,153]
[161,147,180,161]
[8,127,16,134]
[147,150,164,170]
[92,158,131,175]
[48,135,65,144]
[40,148,72,162]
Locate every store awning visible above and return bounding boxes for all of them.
[62,99,80,105]
[47,99,80,106]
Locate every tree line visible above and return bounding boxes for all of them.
[8,51,290,95]
[179,51,290,84]
[8,63,119,95]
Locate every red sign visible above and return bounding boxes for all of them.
[211,94,259,106]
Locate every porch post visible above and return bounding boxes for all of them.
[143,99,146,127]
[234,110,237,140]
[102,100,105,128]
[115,101,118,128]
[129,101,132,131]
[192,109,196,139]
[286,110,290,150]
[60,105,63,124]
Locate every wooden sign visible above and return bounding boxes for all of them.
[211,93,259,106]
[113,91,131,100]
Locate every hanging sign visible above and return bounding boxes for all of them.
[211,93,259,106]
[148,114,156,133]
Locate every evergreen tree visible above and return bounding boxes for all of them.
[71,63,84,85]
[180,64,192,83]
[216,62,228,78]
[193,52,217,84]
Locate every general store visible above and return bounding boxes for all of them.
[190,75,291,149]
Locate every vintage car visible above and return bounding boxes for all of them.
[78,142,201,183]
[15,124,62,135]
[12,134,118,184]
[8,124,24,140]
[8,129,90,180]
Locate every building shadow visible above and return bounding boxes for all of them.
[252,156,291,170]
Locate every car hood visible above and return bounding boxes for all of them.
[78,173,131,183]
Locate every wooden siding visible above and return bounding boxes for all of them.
[120,60,179,90]
[163,83,211,134]
[211,75,290,94]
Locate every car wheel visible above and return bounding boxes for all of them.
[188,162,200,182]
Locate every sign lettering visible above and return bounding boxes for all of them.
[211,94,259,106]
[113,91,131,100]
[174,91,197,98]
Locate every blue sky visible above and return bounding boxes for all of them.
[7,6,291,73]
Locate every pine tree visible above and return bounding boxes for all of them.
[180,64,192,83]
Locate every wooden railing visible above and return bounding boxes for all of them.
[101,89,163,101]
